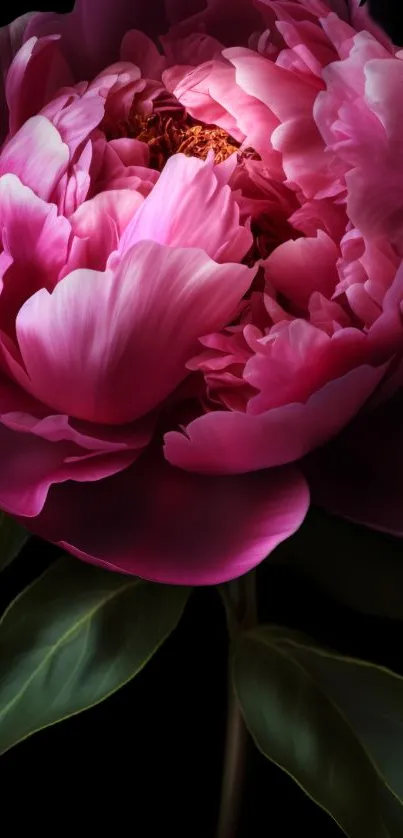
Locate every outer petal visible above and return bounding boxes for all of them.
[5,35,73,138]
[25,1,170,81]
[16,241,253,424]
[164,362,387,473]
[120,29,167,79]
[303,390,403,536]
[0,13,35,142]
[17,449,310,585]
[111,153,252,266]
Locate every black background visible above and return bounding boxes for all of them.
[1,2,403,836]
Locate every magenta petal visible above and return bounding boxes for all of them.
[164,363,387,473]
[304,391,403,536]
[16,241,252,424]
[20,450,310,584]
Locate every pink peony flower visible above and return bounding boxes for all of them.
[0,0,401,583]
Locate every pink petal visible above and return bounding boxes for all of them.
[0,174,70,278]
[164,362,388,473]
[346,59,403,253]
[264,231,339,309]
[42,88,106,161]
[6,35,73,138]
[112,153,252,265]
[17,449,310,584]
[69,188,143,271]
[0,115,69,201]
[0,174,71,336]
[16,241,252,424]
[0,12,35,141]
[120,29,167,78]
[164,58,283,173]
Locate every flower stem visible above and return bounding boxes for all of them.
[216,572,257,838]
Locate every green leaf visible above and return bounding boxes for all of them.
[271,506,403,620]
[0,557,190,754]
[0,511,29,573]
[232,626,403,837]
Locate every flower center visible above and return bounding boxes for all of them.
[103,109,251,169]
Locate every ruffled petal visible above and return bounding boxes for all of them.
[164,362,387,473]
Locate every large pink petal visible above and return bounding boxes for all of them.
[16,241,252,424]
[0,115,69,201]
[0,13,35,142]
[164,362,387,473]
[112,153,252,266]
[303,390,403,536]
[17,449,310,585]
[6,35,73,138]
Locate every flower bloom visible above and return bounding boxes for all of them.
[0,0,401,583]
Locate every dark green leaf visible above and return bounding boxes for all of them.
[233,626,403,837]
[0,511,29,573]
[0,557,190,754]
[271,506,403,620]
